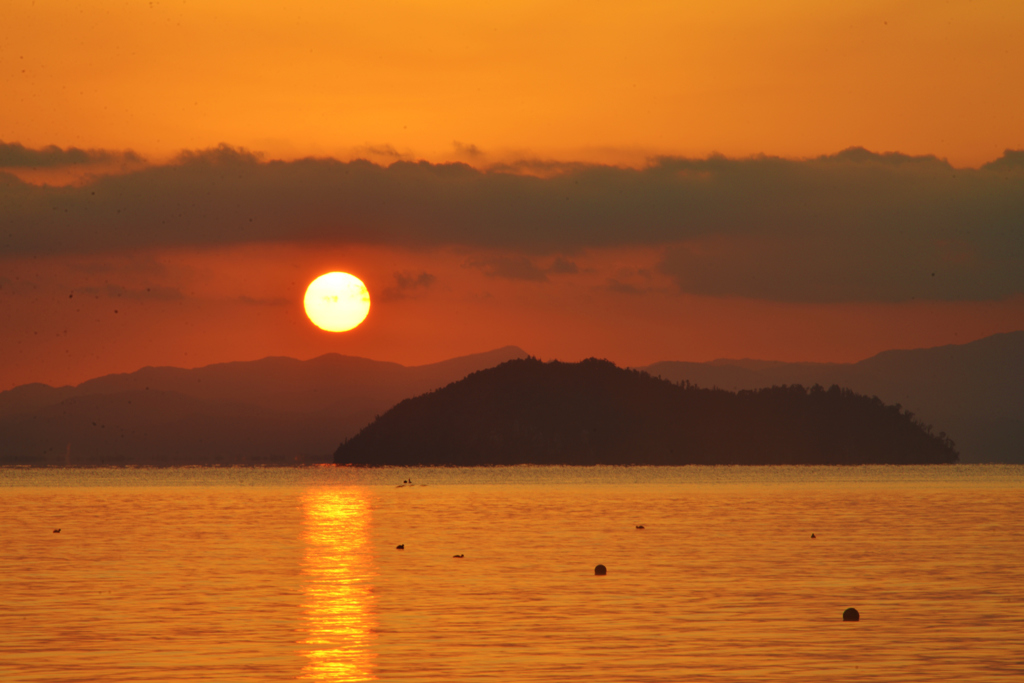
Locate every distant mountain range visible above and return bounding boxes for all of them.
[335,358,958,466]
[1,331,1021,466]
[0,346,528,466]
[637,331,1024,463]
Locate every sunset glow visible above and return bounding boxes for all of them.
[3,1,1023,681]
[0,0,1021,392]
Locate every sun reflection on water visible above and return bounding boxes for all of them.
[300,488,377,682]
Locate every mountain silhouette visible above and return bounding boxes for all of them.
[3,332,1019,466]
[0,346,527,466]
[334,357,958,466]
[641,331,1024,463]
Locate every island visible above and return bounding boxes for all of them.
[334,357,959,466]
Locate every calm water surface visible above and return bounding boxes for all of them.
[2,465,1022,682]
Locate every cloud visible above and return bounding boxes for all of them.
[607,278,646,295]
[351,144,410,162]
[395,271,437,289]
[982,149,1024,172]
[77,284,184,301]
[453,141,483,159]
[469,256,549,282]
[172,144,261,165]
[381,271,437,301]
[1,145,1022,303]
[549,257,578,274]
[467,255,581,281]
[820,146,945,167]
[0,141,144,168]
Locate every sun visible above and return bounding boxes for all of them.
[304,272,371,332]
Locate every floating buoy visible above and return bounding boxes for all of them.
[396,544,404,550]
[843,607,860,621]
[594,564,607,576]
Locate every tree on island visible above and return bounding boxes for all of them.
[335,357,958,466]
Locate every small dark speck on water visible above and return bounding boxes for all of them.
[396,544,404,550]
[595,564,607,576]
[53,529,60,533]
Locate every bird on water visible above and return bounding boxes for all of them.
[396,544,404,550]
[53,529,61,533]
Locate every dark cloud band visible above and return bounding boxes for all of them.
[1,144,1021,303]
[0,141,143,168]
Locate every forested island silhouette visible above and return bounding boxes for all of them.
[335,357,959,466]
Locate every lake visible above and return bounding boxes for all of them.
[2,465,1022,682]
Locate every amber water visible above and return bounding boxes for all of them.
[2,466,1022,682]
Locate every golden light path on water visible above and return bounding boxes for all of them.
[1,467,1023,681]
[300,488,377,682]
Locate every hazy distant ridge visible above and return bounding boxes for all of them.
[640,331,1024,463]
[3,332,1021,466]
[0,346,528,466]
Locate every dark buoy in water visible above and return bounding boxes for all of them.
[594,564,607,576]
[843,607,860,621]
[53,529,61,533]
[396,544,404,550]
[811,533,816,538]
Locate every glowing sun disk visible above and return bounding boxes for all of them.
[304,272,370,332]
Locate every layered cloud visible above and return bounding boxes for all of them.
[0,141,143,168]
[2,144,1021,303]
[466,255,580,282]
[381,271,437,301]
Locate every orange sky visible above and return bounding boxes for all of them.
[3,0,1023,167]
[4,243,1024,391]
[2,1,1023,390]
